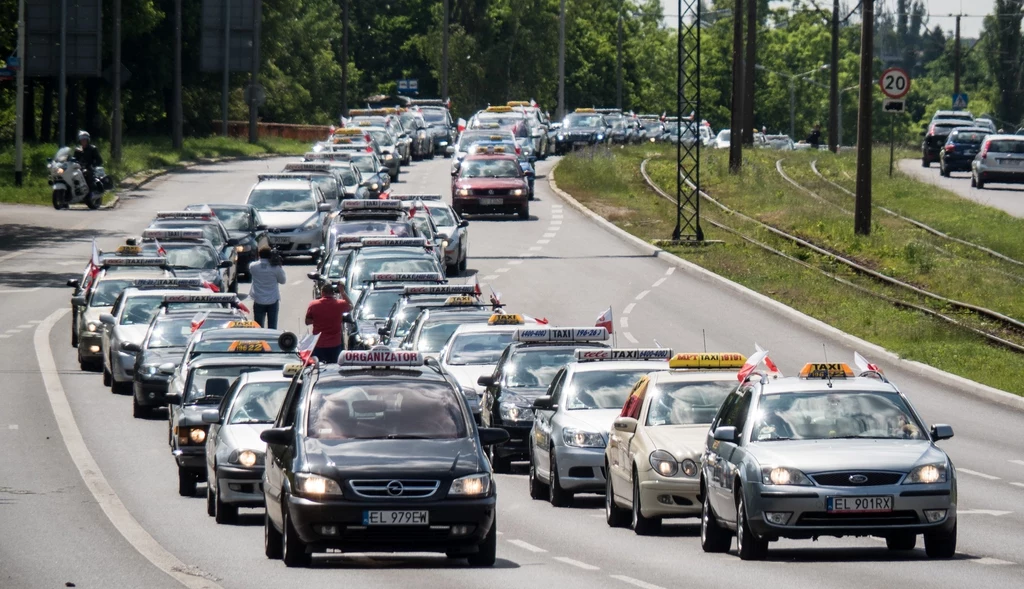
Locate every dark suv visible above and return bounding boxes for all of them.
[922,119,969,167]
[939,127,989,176]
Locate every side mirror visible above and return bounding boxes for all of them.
[342,312,355,325]
[201,410,221,425]
[931,424,954,441]
[532,396,556,411]
[226,237,240,247]
[307,271,321,280]
[99,313,115,325]
[120,341,141,353]
[71,295,87,307]
[165,392,183,405]
[158,362,176,375]
[377,326,390,337]
[713,426,737,442]
[219,260,233,269]
[260,426,294,446]
[378,165,389,173]
[613,416,638,434]
[67,279,80,289]
[478,427,511,446]
[477,375,496,387]
[451,168,459,176]
[458,219,469,228]
[256,224,268,231]
[318,203,333,212]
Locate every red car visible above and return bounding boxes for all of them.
[451,153,530,219]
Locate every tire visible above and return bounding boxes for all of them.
[228,279,238,294]
[548,452,573,507]
[458,255,467,273]
[940,164,950,177]
[886,533,917,551]
[111,379,131,395]
[102,364,112,387]
[700,489,732,552]
[631,471,660,535]
[605,467,630,528]
[446,263,459,277]
[528,452,548,500]
[71,327,78,348]
[924,522,957,558]
[206,486,217,517]
[970,173,977,188]
[518,204,529,220]
[215,487,239,524]
[467,517,497,567]
[132,395,149,419]
[282,504,311,567]
[265,511,283,559]
[921,157,930,168]
[736,494,768,560]
[178,469,197,497]
[490,447,512,474]
[976,177,985,189]
[52,190,67,210]
[86,194,102,210]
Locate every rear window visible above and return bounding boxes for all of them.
[951,132,986,144]
[932,125,958,135]
[988,140,1024,154]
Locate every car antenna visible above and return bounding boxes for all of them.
[653,339,662,349]
[702,329,707,353]
[822,343,833,389]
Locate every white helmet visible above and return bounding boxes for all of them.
[77,130,91,143]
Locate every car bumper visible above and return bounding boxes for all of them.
[941,154,977,169]
[79,334,103,359]
[746,482,956,539]
[638,475,701,518]
[493,424,532,460]
[134,377,172,407]
[216,465,266,507]
[285,493,495,553]
[383,157,400,174]
[111,349,136,382]
[552,445,607,492]
[975,169,1024,184]
[267,228,322,256]
[453,196,527,215]
[173,447,208,475]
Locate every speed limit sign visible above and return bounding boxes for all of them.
[879,67,910,99]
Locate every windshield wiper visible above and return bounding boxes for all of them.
[385,434,433,440]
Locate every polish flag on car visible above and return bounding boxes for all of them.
[522,315,549,325]
[297,333,321,365]
[457,118,467,133]
[154,239,167,255]
[737,348,770,382]
[88,239,103,278]
[595,306,614,334]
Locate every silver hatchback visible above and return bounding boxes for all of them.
[971,134,1024,189]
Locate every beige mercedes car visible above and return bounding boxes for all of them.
[604,353,746,534]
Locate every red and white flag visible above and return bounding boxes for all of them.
[88,239,103,278]
[853,351,880,373]
[523,315,549,325]
[457,118,467,133]
[489,287,502,307]
[191,310,210,332]
[737,349,769,382]
[469,274,482,296]
[154,239,167,255]
[595,306,614,334]
[297,333,321,365]
[201,280,221,293]
[755,343,780,375]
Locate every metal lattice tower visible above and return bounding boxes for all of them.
[673,0,704,241]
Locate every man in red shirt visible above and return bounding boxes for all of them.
[304,284,352,363]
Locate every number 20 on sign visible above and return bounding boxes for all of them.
[879,67,910,100]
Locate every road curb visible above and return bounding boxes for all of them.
[547,165,1024,412]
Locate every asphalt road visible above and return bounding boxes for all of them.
[898,159,1024,218]
[2,154,1023,589]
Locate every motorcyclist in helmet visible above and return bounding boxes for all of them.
[74,131,103,192]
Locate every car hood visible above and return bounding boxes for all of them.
[561,127,601,134]
[140,347,185,366]
[443,365,494,394]
[304,437,482,477]
[455,178,527,191]
[559,409,621,435]
[643,424,710,459]
[227,230,251,241]
[83,306,111,324]
[221,423,271,454]
[114,324,150,345]
[260,211,318,229]
[748,439,942,473]
[436,226,456,240]
[502,386,547,403]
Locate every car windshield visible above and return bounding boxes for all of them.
[351,156,376,174]
[227,381,290,424]
[566,115,603,128]
[119,295,163,325]
[209,207,251,231]
[186,365,278,404]
[428,206,456,227]
[369,130,392,145]
[646,381,735,426]
[415,316,490,353]
[156,244,218,270]
[446,332,514,365]
[460,132,500,146]
[988,139,1024,154]
[337,169,359,186]
[718,130,731,141]
[91,279,135,307]
[247,188,315,212]
[750,390,928,441]
[459,159,520,179]
[564,369,652,410]
[307,380,468,439]
[349,257,438,286]
[311,176,338,195]
[421,110,447,124]
[334,221,412,237]
[931,124,959,135]
[355,290,402,321]
[506,348,577,389]
[146,318,194,348]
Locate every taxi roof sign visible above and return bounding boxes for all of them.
[513,327,610,343]
[488,313,524,325]
[338,346,423,367]
[162,293,240,304]
[282,363,304,377]
[359,237,430,248]
[575,108,597,113]
[155,210,212,220]
[485,106,513,113]
[341,199,403,211]
[507,101,531,107]
[403,284,475,295]
[799,362,855,379]
[334,128,367,136]
[103,256,167,267]
[141,229,205,240]
[444,295,477,306]
[228,340,272,353]
[284,162,332,173]
[115,245,143,255]
[305,151,352,161]
[388,194,443,201]
[257,173,316,182]
[575,348,674,362]
[134,278,203,288]
[371,272,445,283]
[669,353,747,369]
[226,320,261,329]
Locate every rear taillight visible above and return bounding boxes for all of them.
[944,144,955,152]
[981,140,990,159]
[928,125,935,136]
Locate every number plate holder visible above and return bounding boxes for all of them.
[827,496,893,514]
[363,510,430,525]
[268,236,290,244]
[480,198,503,206]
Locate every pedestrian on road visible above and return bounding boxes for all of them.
[807,124,822,149]
[249,247,286,329]
[304,283,352,364]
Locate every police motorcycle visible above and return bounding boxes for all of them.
[48,147,113,210]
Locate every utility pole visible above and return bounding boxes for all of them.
[728,0,744,173]
[742,0,756,145]
[112,0,122,161]
[828,0,839,152]
[442,0,449,100]
[248,0,262,143]
[616,4,623,110]
[953,15,961,96]
[172,0,183,149]
[221,0,230,137]
[14,0,25,186]
[789,81,796,138]
[557,0,566,119]
[58,0,67,146]
[341,0,348,118]
[854,0,874,236]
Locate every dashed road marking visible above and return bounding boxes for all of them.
[958,509,1012,516]
[290,280,303,286]
[665,267,675,275]
[1009,460,1024,467]
[0,287,40,294]
[959,468,1001,480]
[610,575,667,589]
[495,268,510,273]
[973,557,1015,565]
[537,239,551,244]
[508,260,523,265]
[623,332,639,344]
[652,277,667,288]
[1010,482,1024,488]
[507,539,547,553]
[635,290,650,301]
[550,219,562,225]
[481,275,499,281]
[529,246,542,251]
[28,320,43,324]
[0,335,10,340]
[621,317,629,328]
[6,330,21,335]
[623,303,636,314]
[553,557,600,571]
[8,424,18,430]
[543,233,557,238]
[16,324,33,330]
[0,250,30,265]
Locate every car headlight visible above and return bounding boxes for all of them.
[456,188,470,196]
[190,428,206,444]
[418,131,427,139]
[441,239,450,249]
[87,322,99,332]
[649,449,678,476]
[562,428,606,448]
[142,364,160,377]
[439,141,449,147]
[177,426,207,446]
[359,333,380,345]
[511,188,524,196]
[235,245,246,252]
[904,463,947,484]
[761,467,812,486]
[370,183,379,191]
[449,473,491,497]
[596,134,604,141]
[301,216,321,230]
[229,449,264,468]
[557,134,564,141]
[499,401,533,423]
[384,153,394,160]
[295,472,343,496]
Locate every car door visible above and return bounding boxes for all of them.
[533,368,566,479]
[481,348,511,428]
[206,382,237,487]
[102,293,125,361]
[608,376,648,501]
[706,387,753,523]
[264,375,303,527]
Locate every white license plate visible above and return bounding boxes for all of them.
[480,198,503,206]
[268,236,290,244]
[827,496,892,513]
[363,510,429,525]
[1000,159,1023,166]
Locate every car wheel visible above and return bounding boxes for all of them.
[528,455,548,500]
[446,262,459,277]
[112,379,131,395]
[206,486,216,517]
[265,511,283,559]
[924,521,957,558]
[489,446,512,474]
[458,255,467,273]
[466,516,497,567]
[548,451,573,507]
[71,329,78,348]
[631,469,660,535]
[282,503,312,567]
[228,279,238,294]
[215,489,239,524]
[736,494,768,560]
[518,204,529,220]
[700,488,732,552]
[886,533,917,551]
[976,176,985,189]
[921,157,930,167]
[177,469,197,497]
[605,467,630,527]
[102,363,112,387]
[132,395,149,419]
[940,163,950,177]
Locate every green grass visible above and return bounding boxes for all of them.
[554,145,1024,395]
[0,136,309,206]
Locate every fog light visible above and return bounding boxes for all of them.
[657,494,673,505]
[229,484,243,492]
[924,509,947,523]
[450,525,474,536]
[318,525,339,536]
[764,512,792,525]
[148,392,156,399]
[89,345,100,353]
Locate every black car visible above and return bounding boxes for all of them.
[554,110,610,154]
[939,127,990,176]
[346,275,447,349]
[260,346,508,567]
[476,327,610,472]
[186,204,269,277]
[413,102,457,156]
[922,120,969,167]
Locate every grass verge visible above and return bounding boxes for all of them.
[0,136,309,206]
[554,145,1024,395]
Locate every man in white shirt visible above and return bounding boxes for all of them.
[248,247,287,329]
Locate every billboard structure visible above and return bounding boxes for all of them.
[25,0,102,77]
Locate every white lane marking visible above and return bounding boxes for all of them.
[35,309,226,589]
[497,531,504,536]
[507,539,548,553]
[6,330,21,335]
[635,290,650,301]
[610,575,668,589]
[1010,482,1024,488]
[16,324,33,329]
[28,320,43,324]
[651,277,667,288]
[621,317,629,328]
[973,558,1015,565]
[0,250,30,264]
[623,303,636,314]
[552,215,564,220]
[0,287,40,294]
[537,239,551,244]
[0,335,10,339]
[1009,460,1024,467]
[481,275,499,281]
[623,332,639,344]
[553,557,600,570]
[57,260,81,266]
[543,233,557,238]
[665,267,675,275]
[290,280,303,286]
[495,268,510,273]
[958,509,1012,516]
[529,246,543,251]
[959,468,1001,480]
[8,424,18,430]
[550,219,562,225]
[508,260,523,265]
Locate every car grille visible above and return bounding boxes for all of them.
[564,133,592,141]
[796,511,920,527]
[348,479,441,499]
[338,526,470,543]
[811,472,903,486]
[470,188,513,196]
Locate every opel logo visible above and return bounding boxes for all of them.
[848,474,869,484]
[386,480,404,496]
[488,189,495,195]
